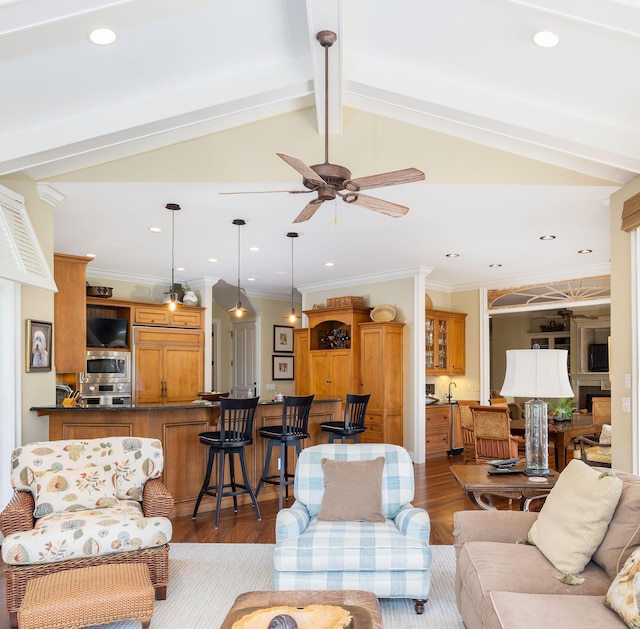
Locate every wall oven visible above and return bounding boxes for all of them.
[79,350,132,406]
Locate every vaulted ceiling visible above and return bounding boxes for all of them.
[3,0,636,297]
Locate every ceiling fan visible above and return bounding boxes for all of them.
[221,30,425,223]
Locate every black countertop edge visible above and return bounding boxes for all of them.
[31,399,341,413]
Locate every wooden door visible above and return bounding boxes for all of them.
[135,345,164,404]
[164,345,204,403]
[231,319,257,396]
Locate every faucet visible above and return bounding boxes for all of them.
[447,381,457,404]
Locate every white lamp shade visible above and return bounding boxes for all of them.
[500,349,573,398]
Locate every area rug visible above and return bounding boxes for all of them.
[91,543,463,628]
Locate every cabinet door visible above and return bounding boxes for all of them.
[135,345,164,404]
[328,351,351,403]
[294,328,311,395]
[164,345,204,403]
[170,308,203,328]
[448,314,466,375]
[360,327,383,411]
[309,352,331,398]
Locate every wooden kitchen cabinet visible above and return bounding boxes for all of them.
[133,304,203,329]
[426,404,451,457]
[359,322,404,445]
[134,327,204,404]
[425,309,467,375]
[296,305,372,404]
[54,253,91,373]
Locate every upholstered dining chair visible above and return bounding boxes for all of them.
[574,423,612,468]
[470,405,520,462]
[192,396,261,528]
[320,393,370,443]
[256,394,314,510]
[457,400,479,463]
[0,437,173,627]
[591,397,612,425]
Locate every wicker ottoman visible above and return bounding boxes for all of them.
[18,563,154,629]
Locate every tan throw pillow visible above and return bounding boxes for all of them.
[605,546,640,627]
[317,457,386,522]
[528,459,622,575]
[34,466,119,518]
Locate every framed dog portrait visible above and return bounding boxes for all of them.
[273,325,294,353]
[272,355,294,380]
[26,320,52,372]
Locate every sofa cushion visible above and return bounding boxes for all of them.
[456,541,614,629]
[605,546,640,627]
[490,593,622,629]
[592,469,640,580]
[274,518,430,572]
[1,499,172,566]
[33,466,119,518]
[318,457,385,522]
[528,460,622,574]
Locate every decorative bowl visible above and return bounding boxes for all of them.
[197,392,229,402]
[371,304,396,322]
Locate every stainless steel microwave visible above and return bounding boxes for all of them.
[80,350,131,385]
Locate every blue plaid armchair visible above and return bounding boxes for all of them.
[274,443,431,614]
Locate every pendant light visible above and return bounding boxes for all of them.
[165,203,181,312]
[285,231,300,323]
[229,218,248,318]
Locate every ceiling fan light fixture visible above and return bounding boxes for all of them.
[229,219,247,318]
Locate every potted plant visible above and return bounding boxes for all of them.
[548,397,576,421]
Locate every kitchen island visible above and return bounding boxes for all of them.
[32,399,342,517]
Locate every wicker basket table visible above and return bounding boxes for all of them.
[17,563,154,629]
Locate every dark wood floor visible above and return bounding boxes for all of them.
[0,453,495,628]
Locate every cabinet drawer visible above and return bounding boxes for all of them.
[135,327,203,346]
[171,309,203,328]
[426,428,450,453]
[426,408,450,428]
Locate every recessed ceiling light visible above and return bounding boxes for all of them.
[445,253,460,258]
[249,247,259,252]
[578,249,593,254]
[540,235,556,240]
[149,227,161,233]
[533,30,559,48]
[89,28,117,46]
[208,258,218,263]
[86,253,96,258]
[489,263,502,268]
[325,262,334,267]
[247,277,256,282]
[176,267,186,272]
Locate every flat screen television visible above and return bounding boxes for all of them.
[86,317,128,348]
[588,342,609,372]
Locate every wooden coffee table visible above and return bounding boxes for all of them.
[221,590,382,628]
[450,464,558,511]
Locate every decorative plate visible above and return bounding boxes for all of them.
[370,305,396,322]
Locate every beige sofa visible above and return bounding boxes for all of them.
[453,467,640,629]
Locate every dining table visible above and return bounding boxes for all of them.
[510,415,602,472]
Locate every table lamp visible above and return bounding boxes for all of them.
[500,348,573,476]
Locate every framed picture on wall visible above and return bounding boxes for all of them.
[26,319,53,372]
[273,325,294,353]
[272,355,294,380]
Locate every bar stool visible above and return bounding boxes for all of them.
[320,393,371,443]
[255,394,314,510]
[192,396,261,528]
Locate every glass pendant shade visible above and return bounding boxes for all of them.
[501,349,573,475]
[284,232,300,322]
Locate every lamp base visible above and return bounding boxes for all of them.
[524,468,554,477]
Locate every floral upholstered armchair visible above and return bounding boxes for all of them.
[274,443,431,614]
[0,437,174,627]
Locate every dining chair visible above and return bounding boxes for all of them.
[192,396,261,528]
[256,394,314,510]
[470,405,520,462]
[457,400,479,463]
[320,393,370,443]
[591,397,612,425]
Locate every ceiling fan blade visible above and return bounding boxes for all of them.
[345,167,425,192]
[342,192,409,218]
[277,153,325,187]
[219,189,313,195]
[293,199,324,223]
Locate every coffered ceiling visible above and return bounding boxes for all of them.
[2,0,636,297]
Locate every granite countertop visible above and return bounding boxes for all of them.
[31,398,341,412]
